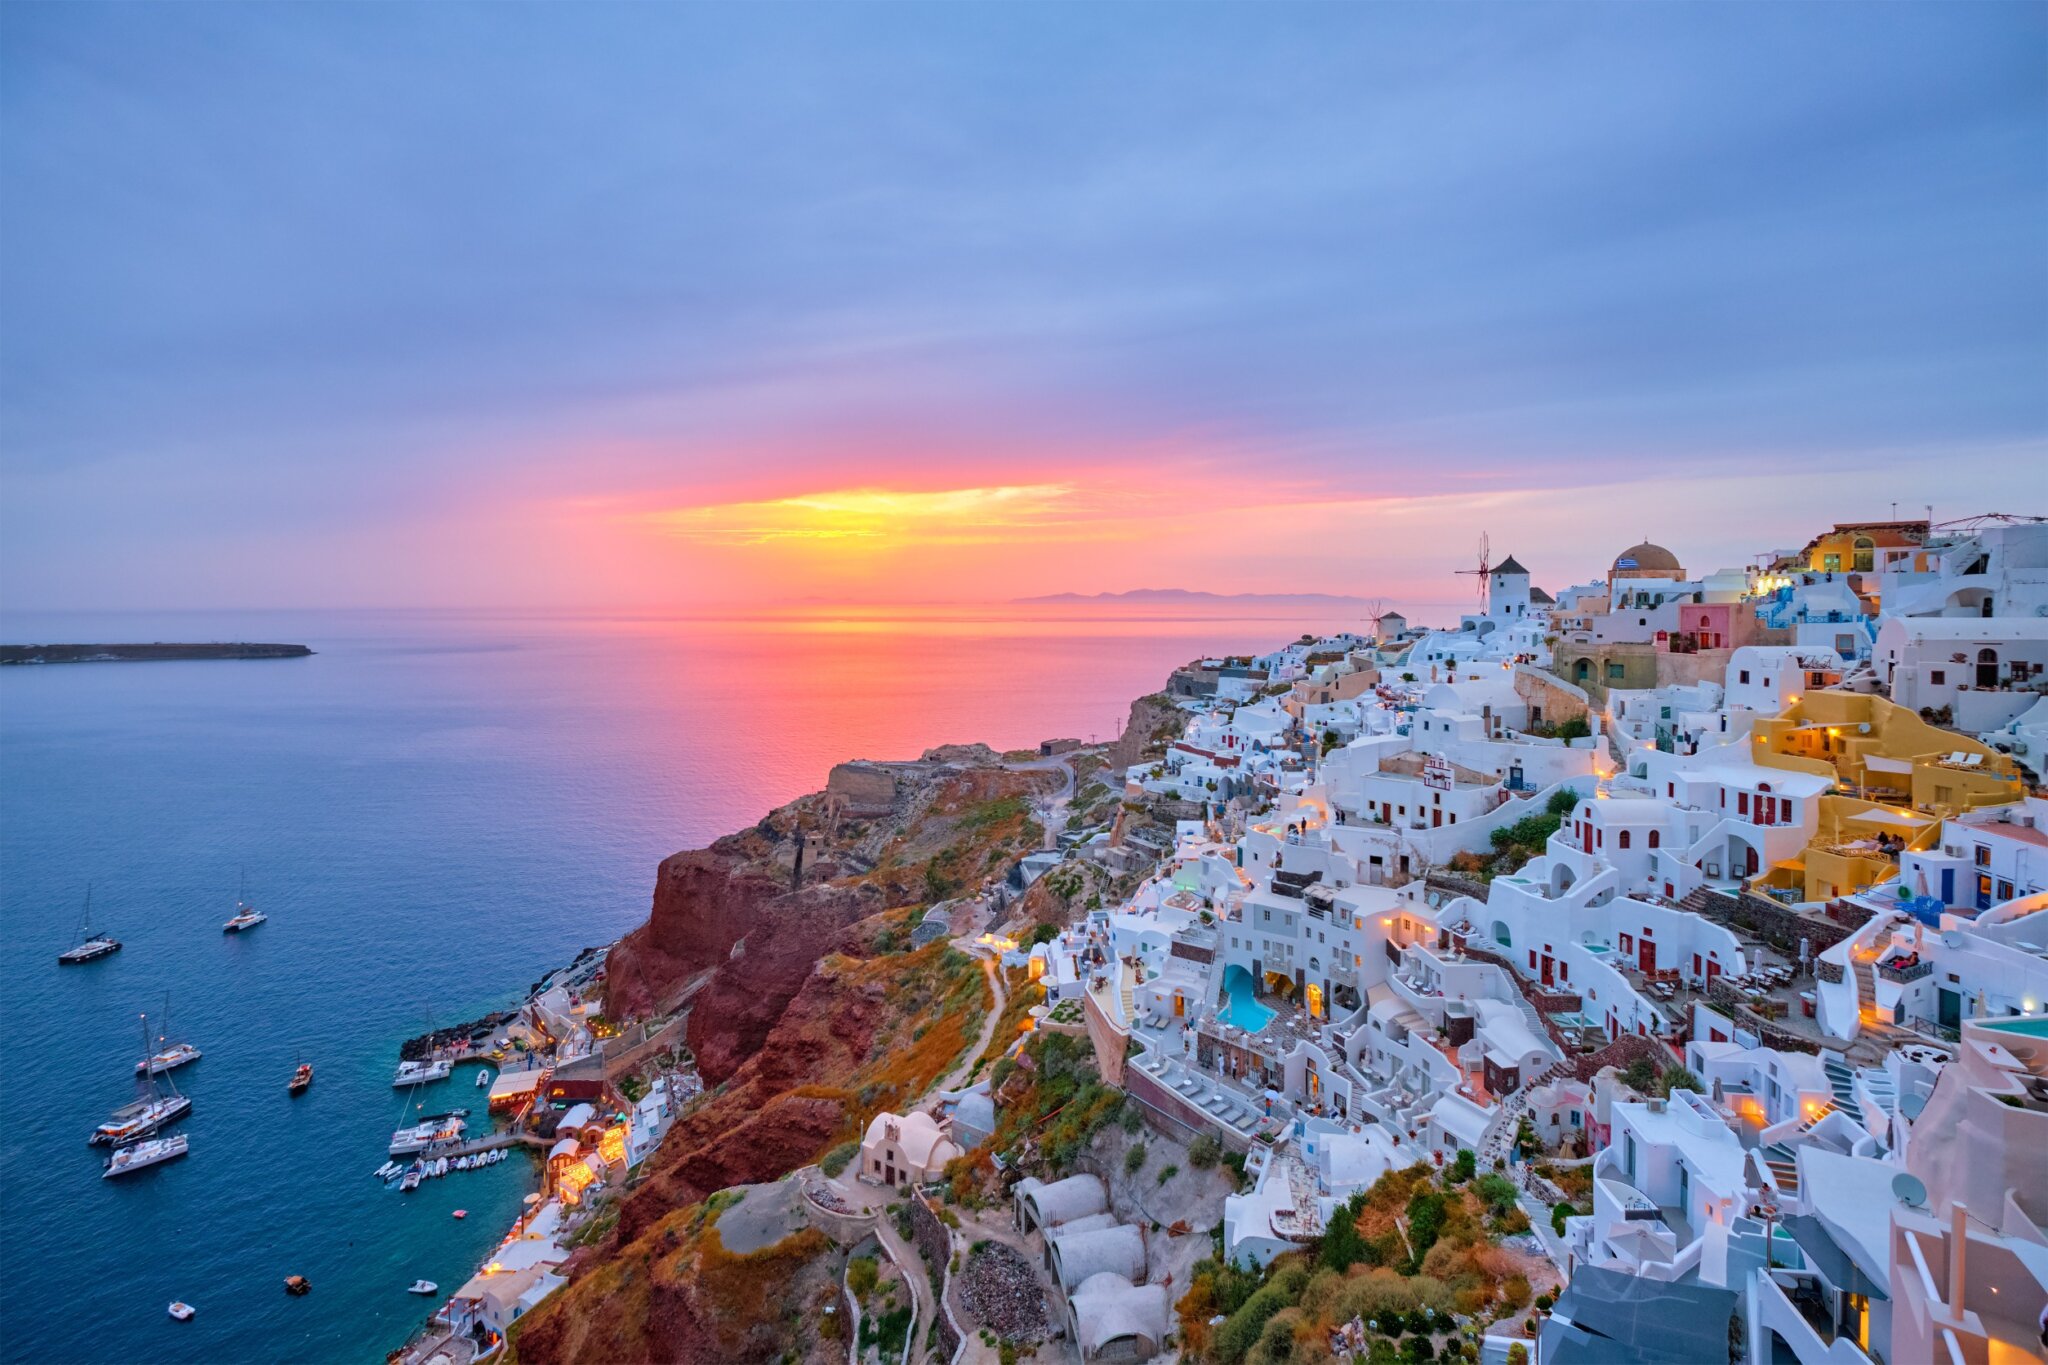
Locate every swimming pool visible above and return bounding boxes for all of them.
[1218,964,1278,1033]
[1983,1016,2048,1038]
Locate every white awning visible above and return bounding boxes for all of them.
[1861,754,1915,776]
[1849,806,1928,827]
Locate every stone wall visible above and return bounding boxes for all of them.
[1688,887,1865,957]
[1700,988,1820,1055]
[1513,665,1592,725]
[1124,1064,1250,1151]
[909,1193,962,1361]
[826,762,898,817]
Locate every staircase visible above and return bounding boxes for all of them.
[1795,1102,1837,1134]
[1512,995,1549,1045]
[1822,1057,1859,1110]
[1760,1141,1801,1197]
[1856,1065,1896,1112]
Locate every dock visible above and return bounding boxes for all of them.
[430,1131,551,1161]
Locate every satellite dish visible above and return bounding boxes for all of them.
[1892,1172,1927,1207]
[1859,723,1872,734]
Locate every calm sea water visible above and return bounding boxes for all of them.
[0,606,1351,1365]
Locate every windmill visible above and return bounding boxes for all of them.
[1364,597,1389,641]
[1454,533,1492,611]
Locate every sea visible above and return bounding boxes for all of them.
[0,605,1356,1365]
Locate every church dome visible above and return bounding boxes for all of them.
[1611,542,1683,579]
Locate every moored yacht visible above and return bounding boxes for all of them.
[222,869,267,932]
[94,1015,192,1145]
[288,1062,314,1095]
[391,1057,452,1087]
[136,1041,202,1075]
[104,1133,189,1178]
[389,1110,468,1156]
[58,886,120,965]
[136,996,200,1075]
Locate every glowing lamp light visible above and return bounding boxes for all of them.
[599,1125,628,1167]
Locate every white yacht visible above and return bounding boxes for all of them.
[391,1057,453,1088]
[137,998,201,1075]
[222,870,267,933]
[136,1042,202,1075]
[408,1280,438,1295]
[389,1111,467,1156]
[104,1133,189,1178]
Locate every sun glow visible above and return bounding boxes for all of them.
[645,483,1084,547]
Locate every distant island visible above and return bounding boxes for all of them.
[1013,587,1375,606]
[0,642,314,665]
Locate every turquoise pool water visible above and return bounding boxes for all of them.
[1983,1016,2048,1037]
[1218,964,1277,1033]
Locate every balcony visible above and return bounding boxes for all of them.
[1876,957,1932,984]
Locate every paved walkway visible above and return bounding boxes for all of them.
[932,953,1008,1097]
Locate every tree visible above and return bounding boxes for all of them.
[1405,1190,1448,1267]
[1660,1065,1703,1097]
[1507,1346,1530,1365]
[1448,1149,1476,1184]
[1620,1056,1660,1093]
[1545,788,1581,817]
[1320,1195,1366,1272]
[1555,715,1591,741]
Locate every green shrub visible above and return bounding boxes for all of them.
[1448,1149,1476,1184]
[846,1256,878,1300]
[1125,1142,1148,1176]
[1546,788,1581,816]
[819,1142,858,1178]
[1157,1163,1179,1185]
[1214,1266,1308,1363]
[1475,1173,1519,1213]
[1551,1201,1575,1236]
[1188,1133,1224,1169]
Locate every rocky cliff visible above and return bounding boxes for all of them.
[514,759,1058,1362]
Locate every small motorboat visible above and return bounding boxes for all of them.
[288,1063,313,1095]
[476,1069,492,1089]
[284,1275,311,1297]
[452,1209,467,1220]
[168,1301,195,1322]
[433,1157,449,1177]
[408,1280,438,1296]
[400,1169,422,1193]
[374,1161,400,1181]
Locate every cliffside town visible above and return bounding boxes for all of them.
[448,516,2046,1365]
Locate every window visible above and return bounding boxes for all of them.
[1608,662,1626,680]
[1739,670,1751,684]
[1648,830,1660,849]
[1618,831,1631,849]
[1975,845,1991,868]
[1931,669,1946,686]
[1738,792,1749,816]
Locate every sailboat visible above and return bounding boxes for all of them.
[137,993,202,1075]
[222,869,267,933]
[58,885,121,965]
[92,1014,192,1145]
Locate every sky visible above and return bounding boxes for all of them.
[2,3,2044,618]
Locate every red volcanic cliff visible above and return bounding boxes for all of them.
[604,841,884,1083]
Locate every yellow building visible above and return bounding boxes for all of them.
[1749,692,2023,902]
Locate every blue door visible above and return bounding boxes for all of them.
[1941,868,1954,904]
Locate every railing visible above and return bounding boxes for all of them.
[1877,959,1933,984]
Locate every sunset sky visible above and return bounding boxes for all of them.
[3,4,2044,619]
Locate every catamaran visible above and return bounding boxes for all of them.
[136,996,202,1075]
[93,1016,191,1145]
[222,871,267,933]
[391,1057,452,1087]
[58,885,121,965]
[104,1133,190,1178]
[389,1109,468,1156]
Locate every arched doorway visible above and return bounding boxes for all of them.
[1977,648,2000,689]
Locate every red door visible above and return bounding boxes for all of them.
[1432,809,1443,828]
[1582,824,1594,855]
[1638,940,1656,974]
[1541,955,1554,987]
